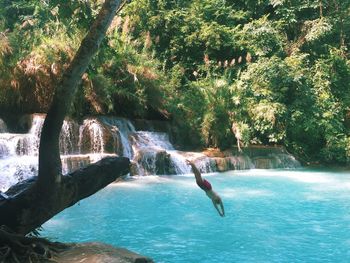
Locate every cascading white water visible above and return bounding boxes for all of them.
[173,151,216,173]
[132,131,174,150]
[167,150,191,174]
[0,114,301,192]
[29,115,45,137]
[234,155,255,169]
[99,117,135,159]
[14,115,46,156]
[0,156,38,192]
[0,115,46,191]
[60,120,80,155]
[252,153,300,169]
[131,131,177,175]
[1,115,219,188]
[130,131,214,175]
[0,115,108,191]
[0,134,20,157]
[79,119,105,154]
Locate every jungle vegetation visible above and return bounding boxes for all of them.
[0,0,349,165]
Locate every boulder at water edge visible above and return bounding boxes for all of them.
[54,242,153,263]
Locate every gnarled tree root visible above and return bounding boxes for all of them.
[0,226,68,263]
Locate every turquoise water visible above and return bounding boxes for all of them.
[42,169,350,262]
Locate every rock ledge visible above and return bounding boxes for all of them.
[54,242,154,263]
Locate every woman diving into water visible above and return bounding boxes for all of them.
[186,160,225,217]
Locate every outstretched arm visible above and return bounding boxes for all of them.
[219,200,225,217]
[212,199,225,217]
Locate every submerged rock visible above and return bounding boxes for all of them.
[54,242,154,263]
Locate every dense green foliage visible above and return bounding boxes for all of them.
[0,0,349,164]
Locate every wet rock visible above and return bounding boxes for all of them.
[0,114,33,133]
[203,148,225,158]
[54,242,153,263]
[227,156,255,170]
[212,156,255,172]
[155,150,174,175]
[252,157,272,169]
[212,157,230,172]
[100,117,135,158]
[205,146,300,171]
[133,148,175,175]
[61,155,91,174]
[79,118,117,154]
[252,154,300,169]
[129,161,140,176]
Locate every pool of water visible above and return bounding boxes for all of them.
[42,169,350,262]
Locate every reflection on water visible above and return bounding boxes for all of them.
[42,169,350,263]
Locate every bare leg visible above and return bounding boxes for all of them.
[187,161,203,184]
[186,160,204,186]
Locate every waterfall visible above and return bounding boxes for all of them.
[0,133,41,157]
[79,119,105,154]
[174,151,216,174]
[0,114,302,192]
[131,131,175,175]
[131,131,174,150]
[60,119,80,155]
[252,153,300,169]
[29,115,45,137]
[228,155,255,170]
[0,156,38,192]
[99,117,135,159]
[1,115,215,188]
[167,151,191,174]
[0,115,46,191]
[130,131,214,175]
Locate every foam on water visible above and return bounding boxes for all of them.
[220,188,274,199]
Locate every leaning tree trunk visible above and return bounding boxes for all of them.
[0,157,129,234]
[38,0,122,189]
[0,0,127,235]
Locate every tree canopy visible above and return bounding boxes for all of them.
[0,0,349,164]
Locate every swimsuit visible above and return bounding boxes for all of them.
[197,179,212,191]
